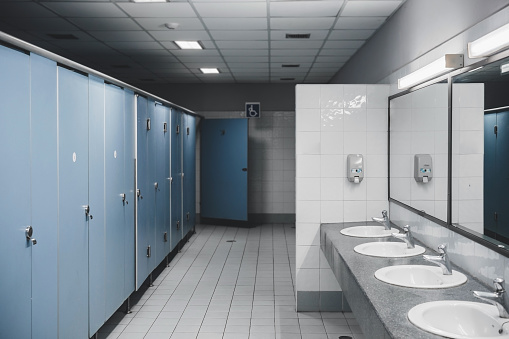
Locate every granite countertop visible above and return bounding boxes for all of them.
[321,221,493,339]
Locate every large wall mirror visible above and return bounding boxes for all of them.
[389,81,449,223]
[452,55,509,247]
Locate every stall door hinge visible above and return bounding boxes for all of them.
[147,118,151,131]
[147,245,151,257]
[163,232,168,242]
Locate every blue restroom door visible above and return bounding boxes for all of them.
[105,83,126,316]
[183,114,197,234]
[495,112,509,239]
[171,110,182,250]
[0,46,32,339]
[201,119,248,221]
[484,113,497,236]
[57,67,89,339]
[88,75,106,335]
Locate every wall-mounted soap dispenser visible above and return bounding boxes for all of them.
[347,154,364,184]
[414,154,432,183]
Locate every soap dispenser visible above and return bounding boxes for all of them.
[347,154,364,184]
[414,154,432,183]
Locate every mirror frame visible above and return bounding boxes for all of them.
[388,47,509,257]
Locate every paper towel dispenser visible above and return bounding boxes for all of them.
[414,154,432,183]
[347,154,364,184]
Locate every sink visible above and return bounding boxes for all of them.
[354,242,425,258]
[408,300,509,338]
[375,265,467,288]
[340,224,400,238]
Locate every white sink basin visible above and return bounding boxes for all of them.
[408,300,509,338]
[354,242,425,258]
[375,265,467,288]
[340,225,400,238]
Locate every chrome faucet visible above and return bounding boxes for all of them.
[473,278,509,318]
[423,243,452,275]
[391,225,415,248]
[372,210,390,230]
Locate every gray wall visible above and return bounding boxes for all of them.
[137,83,296,112]
[331,0,509,84]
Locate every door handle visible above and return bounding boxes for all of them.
[121,193,128,205]
[137,189,143,200]
[242,168,248,172]
[25,226,37,245]
[85,205,93,220]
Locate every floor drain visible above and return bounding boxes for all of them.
[226,240,236,242]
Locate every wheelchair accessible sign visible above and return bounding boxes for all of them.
[246,102,260,118]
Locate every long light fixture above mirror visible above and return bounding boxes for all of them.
[398,54,464,89]
[468,22,509,58]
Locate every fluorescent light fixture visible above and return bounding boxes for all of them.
[174,41,202,50]
[501,63,509,74]
[200,68,219,74]
[468,22,509,58]
[467,66,483,73]
[398,54,464,89]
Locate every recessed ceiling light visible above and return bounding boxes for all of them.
[174,41,203,50]
[131,0,168,3]
[200,68,219,74]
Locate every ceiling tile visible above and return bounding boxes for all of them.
[134,18,204,31]
[319,48,357,56]
[270,56,316,63]
[228,62,268,69]
[223,56,269,63]
[216,40,268,49]
[220,49,268,56]
[203,18,267,30]
[175,56,224,63]
[329,29,375,40]
[210,30,268,40]
[170,49,221,57]
[117,3,196,18]
[3,18,78,31]
[322,40,365,49]
[70,18,140,31]
[270,17,335,30]
[194,2,267,18]
[0,2,57,18]
[183,62,227,69]
[270,30,329,40]
[341,1,402,17]
[313,62,345,68]
[149,30,211,41]
[315,56,350,63]
[107,41,164,50]
[334,17,386,29]
[90,31,154,42]
[41,2,127,18]
[270,40,323,49]
[271,49,318,56]
[270,1,343,17]
[29,30,96,42]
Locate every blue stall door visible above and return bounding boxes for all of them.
[171,110,182,250]
[201,119,248,221]
[0,45,32,339]
[183,114,197,234]
[58,67,90,339]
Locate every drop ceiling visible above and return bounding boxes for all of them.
[0,0,405,85]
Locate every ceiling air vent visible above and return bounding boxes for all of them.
[282,64,300,68]
[280,78,295,81]
[285,33,310,39]
[47,34,78,40]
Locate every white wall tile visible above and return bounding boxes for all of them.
[296,108,321,131]
[320,178,343,201]
[320,132,343,155]
[367,108,388,131]
[296,178,320,201]
[366,154,388,178]
[320,155,344,178]
[343,108,367,131]
[296,201,320,223]
[344,84,367,108]
[296,131,321,155]
[319,269,342,291]
[366,178,387,201]
[343,131,367,154]
[320,201,343,223]
[296,269,320,291]
[367,132,387,155]
[296,223,320,246]
[296,84,320,109]
[296,245,320,269]
[320,108,344,132]
[320,84,344,109]
[296,155,320,178]
[343,201,366,222]
[343,177,367,201]
[367,85,389,109]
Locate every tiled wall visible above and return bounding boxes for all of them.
[452,83,484,233]
[195,110,295,221]
[295,84,390,311]
[390,83,449,222]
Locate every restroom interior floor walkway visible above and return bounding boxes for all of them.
[99,223,364,339]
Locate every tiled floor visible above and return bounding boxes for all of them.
[98,224,364,339]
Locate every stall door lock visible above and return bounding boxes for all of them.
[186,212,190,221]
[147,245,151,258]
[25,226,37,245]
[176,221,180,230]
[137,189,143,200]
[85,205,93,220]
[121,193,128,205]
[164,232,168,242]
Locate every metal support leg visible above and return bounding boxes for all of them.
[125,296,132,314]
[166,255,169,267]
[149,273,154,287]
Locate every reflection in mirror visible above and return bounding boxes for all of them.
[453,56,509,246]
[389,82,449,222]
